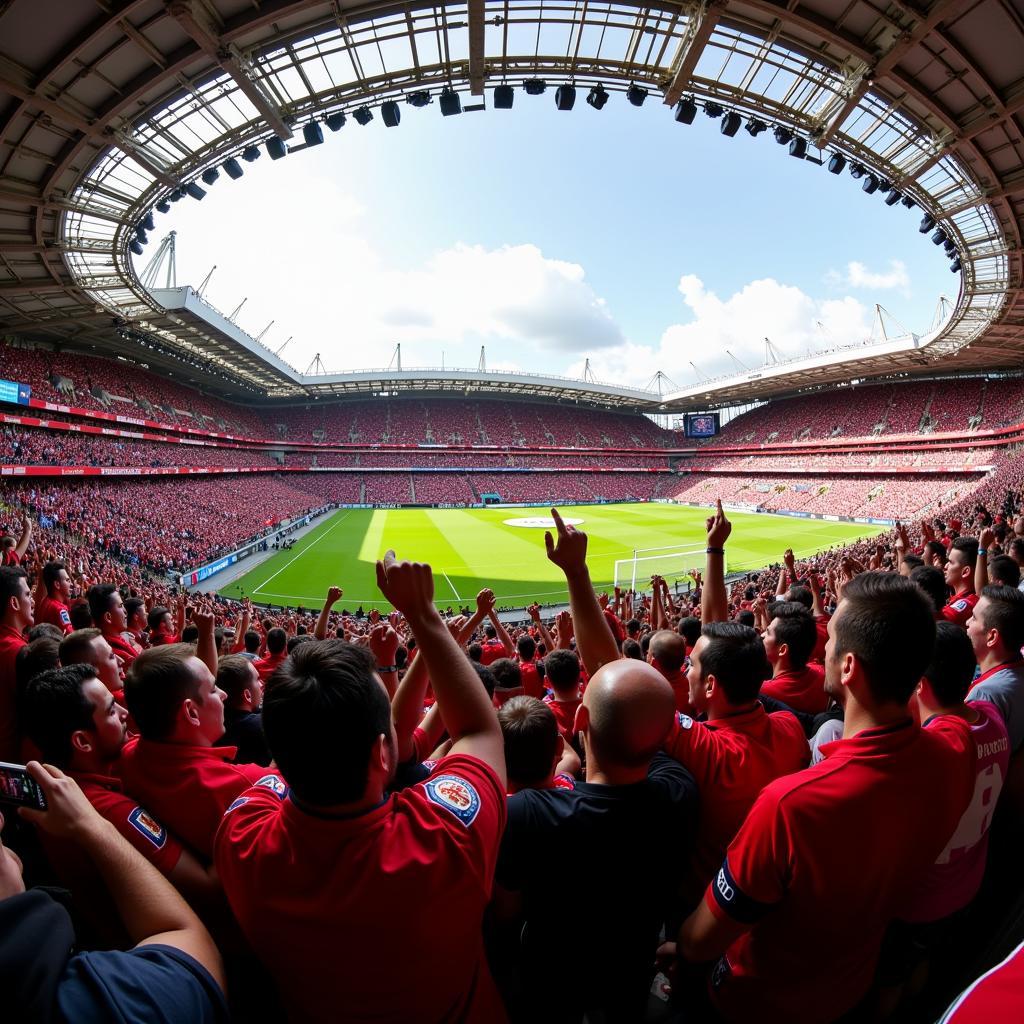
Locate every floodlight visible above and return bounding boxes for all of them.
[407,91,431,108]
[493,85,514,109]
[555,85,576,110]
[950,258,961,273]
[381,101,401,127]
[773,125,793,145]
[931,228,948,245]
[439,88,461,116]
[704,101,723,118]
[200,167,218,186]
[156,199,170,213]
[135,225,148,243]
[919,213,935,232]
[901,196,915,208]
[789,137,807,159]
[353,106,373,125]
[325,112,346,131]
[878,179,892,193]
[142,211,155,231]
[674,97,697,124]
[849,162,865,179]
[266,137,287,159]
[223,158,243,180]
[744,118,767,136]
[586,85,608,110]
[827,153,846,174]
[524,79,547,95]
[185,181,206,200]
[242,145,261,161]
[884,190,901,206]
[129,240,143,256]
[862,174,879,194]
[303,122,324,146]
[626,84,648,107]
[944,240,957,256]
[720,112,741,136]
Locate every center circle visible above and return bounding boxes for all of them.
[503,516,585,529]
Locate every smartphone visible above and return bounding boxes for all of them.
[0,761,47,810]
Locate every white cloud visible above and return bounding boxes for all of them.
[827,259,910,292]
[569,274,875,389]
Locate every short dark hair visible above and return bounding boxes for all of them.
[737,609,755,628]
[28,623,64,643]
[124,643,203,741]
[623,638,643,659]
[924,622,978,706]
[69,602,92,630]
[87,583,119,625]
[950,536,979,570]
[0,565,28,604]
[498,696,560,788]
[180,624,200,644]
[699,622,772,704]
[15,637,61,699]
[901,553,924,571]
[244,629,261,653]
[517,635,536,661]
[59,628,102,667]
[490,658,522,691]
[266,627,287,655]
[42,561,66,594]
[677,617,702,647]
[470,660,497,699]
[543,649,580,693]
[124,596,145,622]
[287,634,314,654]
[484,624,497,639]
[147,606,170,633]
[1010,538,1024,560]
[261,640,390,806]
[924,540,948,565]
[990,555,1022,588]
[467,642,482,662]
[20,664,98,768]
[910,565,947,614]
[786,586,813,610]
[217,654,256,703]
[833,572,935,706]
[769,602,817,670]
[979,585,1024,654]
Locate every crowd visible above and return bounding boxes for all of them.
[1,446,1024,1022]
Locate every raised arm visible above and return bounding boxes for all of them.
[368,621,400,699]
[455,588,491,646]
[545,507,620,676]
[488,607,515,657]
[976,527,995,595]
[391,644,431,762]
[651,576,666,630]
[527,603,555,653]
[376,551,504,782]
[14,511,33,559]
[190,608,218,677]
[231,599,251,653]
[20,762,225,991]
[701,500,732,625]
[314,586,343,640]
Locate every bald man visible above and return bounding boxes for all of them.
[648,628,692,714]
[494,659,698,1022]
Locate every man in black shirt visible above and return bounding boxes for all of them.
[214,654,272,767]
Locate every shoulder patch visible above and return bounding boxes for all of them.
[424,774,481,827]
[951,599,970,611]
[255,774,287,798]
[678,713,694,730]
[128,807,167,849]
[225,796,249,814]
[59,609,71,626]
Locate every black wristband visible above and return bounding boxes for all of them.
[377,665,398,673]
[706,547,725,555]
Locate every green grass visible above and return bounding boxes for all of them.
[217,504,883,611]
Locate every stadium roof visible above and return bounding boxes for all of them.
[0,0,1021,410]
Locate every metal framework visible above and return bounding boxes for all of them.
[0,0,1022,410]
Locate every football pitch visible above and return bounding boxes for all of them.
[217,504,883,611]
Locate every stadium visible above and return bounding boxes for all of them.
[1,0,1024,1022]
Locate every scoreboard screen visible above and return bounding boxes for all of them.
[685,412,719,438]
[0,379,31,406]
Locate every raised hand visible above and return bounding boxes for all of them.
[369,622,400,667]
[527,602,541,622]
[189,607,215,632]
[555,609,574,647]
[706,499,732,548]
[783,548,796,574]
[375,549,436,621]
[597,592,610,609]
[476,588,496,615]
[325,585,343,606]
[979,527,996,551]
[545,507,588,577]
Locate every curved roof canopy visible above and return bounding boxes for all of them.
[0,0,1022,409]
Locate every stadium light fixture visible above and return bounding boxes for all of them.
[586,85,608,110]
[135,225,148,243]
[627,84,648,107]
[381,101,401,127]
[674,97,697,124]
[861,174,879,194]
[325,112,347,131]
[901,196,915,209]
[773,125,793,145]
[704,101,723,118]
[720,112,741,136]
[185,181,206,200]
[129,240,144,256]
[142,211,155,231]
[493,85,514,109]
[555,85,576,110]
[201,167,219,186]
[303,122,324,146]
[439,88,461,116]
[353,106,373,125]
[931,228,948,245]
[944,240,957,256]
[744,118,767,136]
[827,153,846,174]
[266,137,287,159]
[919,213,936,232]
[242,145,261,162]
[524,79,547,95]
[156,199,170,213]
[788,137,807,159]
[407,91,431,108]
[950,258,962,273]
[849,162,865,179]
[223,158,243,180]
[884,190,901,206]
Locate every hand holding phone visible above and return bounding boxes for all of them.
[0,761,48,810]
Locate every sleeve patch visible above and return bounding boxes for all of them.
[59,609,71,626]
[678,713,694,730]
[711,858,775,924]
[127,807,167,849]
[951,599,969,612]
[225,796,249,814]
[255,774,287,798]
[424,774,481,827]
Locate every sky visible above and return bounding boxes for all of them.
[139,92,958,391]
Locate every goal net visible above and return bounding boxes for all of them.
[612,544,714,593]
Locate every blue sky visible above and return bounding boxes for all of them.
[144,91,957,389]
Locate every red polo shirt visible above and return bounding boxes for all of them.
[664,705,808,902]
[941,589,979,627]
[941,938,1024,1022]
[254,650,286,681]
[215,753,507,1023]
[544,694,582,740]
[119,738,271,859]
[519,660,544,699]
[704,720,972,1023]
[811,614,830,663]
[760,662,828,715]
[36,595,72,634]
[104,631,142,667]
[0,623,27,760]
[479,639,507,666]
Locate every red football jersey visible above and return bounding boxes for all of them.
[479,639,507,666]
[940,938,1024,1022]
[518,660,544,699]
[543,694,582,740]
[0,623,27,760]
[704,720,973,1023]
[119,738,271,859]
[254,650,286,681]
[215,754,508,1023]
[760,663,828,715]
[664,706,808,902]
[36,595,72,634]
[941,589,979,628]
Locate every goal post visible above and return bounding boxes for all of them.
[612,544,714,593]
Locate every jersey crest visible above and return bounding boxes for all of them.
[678,713,694,730]
[424,774,481,827]
[950,599,970,612]
[128,806,167,849]
[255,774,287,798]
